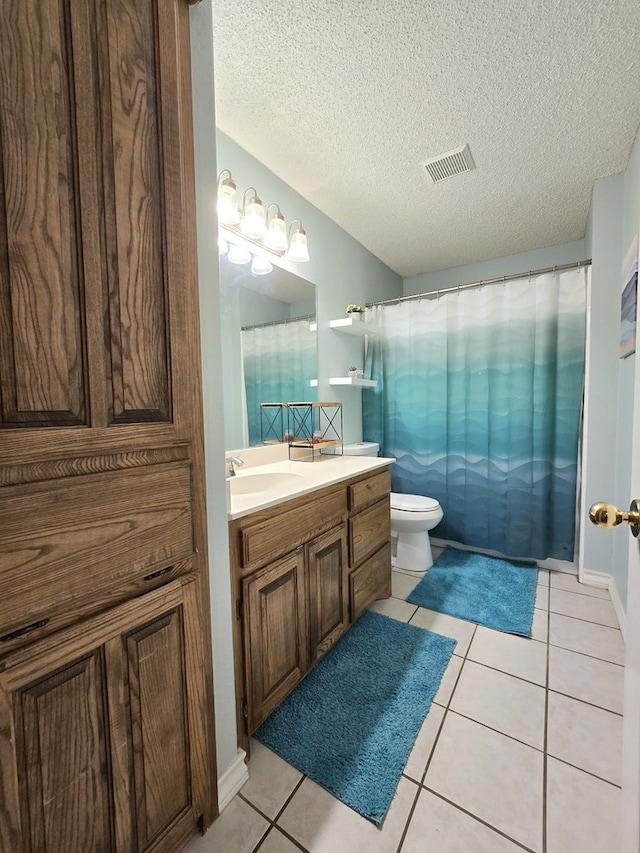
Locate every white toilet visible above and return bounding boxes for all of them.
[342,443,444,576]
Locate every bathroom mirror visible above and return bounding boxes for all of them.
[220,253,317,449]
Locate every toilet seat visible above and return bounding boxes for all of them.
[390,492,440,512]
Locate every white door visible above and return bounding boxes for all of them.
[622,348,640,851]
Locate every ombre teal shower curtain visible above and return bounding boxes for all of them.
[243,319,316,445]
[363,268,587,561]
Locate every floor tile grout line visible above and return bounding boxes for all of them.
[419,787,538,853]
[395,607,478,852]
[549,583,613,600]
[446,707,545,754]
[547,686,624,717]
[547,643,625,668]
[548,612,620,630]
[243,775,310,853]
[461,657,547,691]
[547,638,623,666]
[546,754,623,790]
[549,584,615,602]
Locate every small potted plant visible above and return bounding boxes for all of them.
[345,303,364,320]
[347,366,359,377]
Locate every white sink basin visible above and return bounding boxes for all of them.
[229,471,304,496]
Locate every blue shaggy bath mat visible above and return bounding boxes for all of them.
[407,546,538,636]
[255,610,456,825]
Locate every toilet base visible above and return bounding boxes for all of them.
[392,530,434,573]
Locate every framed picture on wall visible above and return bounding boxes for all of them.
[620,232,639,359]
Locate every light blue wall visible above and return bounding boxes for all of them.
[216,131,403,445]
[612,123,640,606]
[189,4,239,779]
[583,174,625,596]
[404,240,586,295]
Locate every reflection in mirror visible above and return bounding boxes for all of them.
[220,255,317,449]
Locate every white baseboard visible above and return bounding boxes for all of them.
[582,568,626,638]
[217,748,248,813]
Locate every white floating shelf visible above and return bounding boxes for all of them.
[329,317,375,336]
[329,377,377,388]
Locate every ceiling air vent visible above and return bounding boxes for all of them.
[421,144,475,183]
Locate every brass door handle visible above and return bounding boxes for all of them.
[589,500,640,538]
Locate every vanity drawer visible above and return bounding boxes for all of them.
[348,469,390,513]
[349,543,392,620]
[349,497,390,567]
[0,462,194,649]
[239,487,348,571]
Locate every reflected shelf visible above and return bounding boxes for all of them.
[329,317,375,335]
[329,377,377,387]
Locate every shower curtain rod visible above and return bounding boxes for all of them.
[367,259,592,308]
[241,312,315,331]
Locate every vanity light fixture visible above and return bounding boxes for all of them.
[217,169,241,226]
[286,220,310,263]
[216,170,310,262]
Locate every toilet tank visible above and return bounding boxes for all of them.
[342,442,380,457]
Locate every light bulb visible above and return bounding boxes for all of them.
[217,179,240,225]
[265,212,288,251]
[287,226,310,262]
[228,243,251,265]
[251,256,273,276]
[241,195,266,239]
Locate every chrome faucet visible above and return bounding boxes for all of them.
[226,455,244,477]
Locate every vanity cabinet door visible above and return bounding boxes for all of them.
[0,578,207,853]
[307,524,349,663]
[242,550,308,733]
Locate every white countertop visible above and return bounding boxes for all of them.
[227,453,394,520]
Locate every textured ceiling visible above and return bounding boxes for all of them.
[212,0,640,278]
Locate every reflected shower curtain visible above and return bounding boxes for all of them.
[243,319,316,445]
[363,268,587,561]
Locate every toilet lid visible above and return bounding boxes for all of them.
[390,492,441,512]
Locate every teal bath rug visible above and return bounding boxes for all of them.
[407,546,538,636]
[255,610,456,825]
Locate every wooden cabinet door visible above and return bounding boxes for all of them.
[242,550,308,733]
[307,524,349,663]
[7,652,115,853]
[0,577,208,853]
[0,0,216,839]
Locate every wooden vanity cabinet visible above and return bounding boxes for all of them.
[229,468,391,751]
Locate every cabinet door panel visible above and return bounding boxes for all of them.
[307,525,349,662]
[349,543,392,621]
[349,497,391,567]
[126,608,191,851]
[243,551,307,732]
[17,653,114,852]
[100,0,170,424]
[0,0,86,427]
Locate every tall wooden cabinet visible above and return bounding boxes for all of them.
[0,1,216,851]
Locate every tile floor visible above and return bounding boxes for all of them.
[187,556,624,853]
